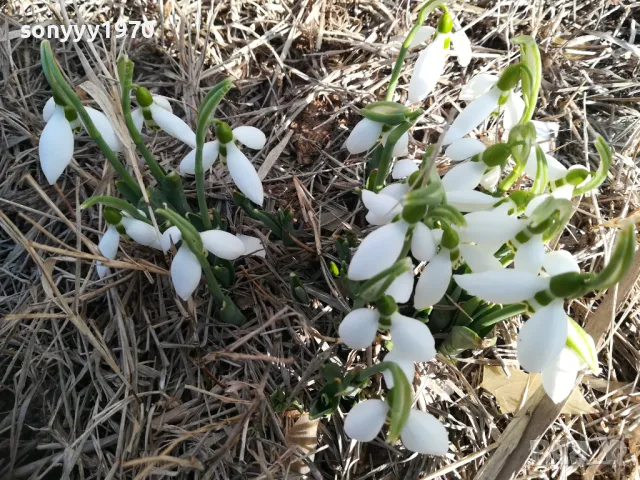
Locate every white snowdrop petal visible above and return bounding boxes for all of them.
[43,97,56,122]
[170,245,202,300]
[382,350,415,389]
[344,399,388,442]
[446,190,497,212]
[480,165,502,190]
[200,229,246,260]
[503,91,526,131]
[543,250,579,277]
[392,159,419,179]
[401,410,449,455]
[524,194,550,217]
[226,142,264,206]
[408,35,448,103]
[39,107,75,185]
[161,225,182,253]
[348,222,409,281]
[152,95,172,112]
[339,308,380,350]
[541,347,582,403]
[379,182,410,200]
[346,118,383,154]
[361,190,403,225]
[233,126,267,149]
[517,301,568,373]
[96,264,111,279]
[120,218,162,250]
[382,130,410,157]
[408,26,436,48]
[451,29,472,67]
[443,87,502,145]
[459,73,499,101]
[551,184,574,200]
[85,107,124,153]
[411,222,437,262]
[514,236,545,274]
[413,250,452,310]
[236,234,266,258]
[178,141,220,175]
[131,108,144,133]
[524,151,567,182]
[453,269,549,304]
[150,103,197,148]
[385,268,415,304]
[441,161,487,191]
[365,212,388,226]
[389,312,436,362]
[458,244,503,272]
[460,211,527,251]
[445,137,486,162]
[98,225,120,260]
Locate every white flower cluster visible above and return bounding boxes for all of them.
[336,8,616,456]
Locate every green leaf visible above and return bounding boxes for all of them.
[219,295,247,325]
[81,195,149,223]
[385,363,412,443]
[161,171,192,216]
[574,136,613,196]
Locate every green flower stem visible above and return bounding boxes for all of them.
[514,36,541,124]
[195,79,234,230]
[81,195,150,223]
[118,56,166,184]
[372,110,422,191]
[574,136,613,196]
[531,145,548,195]
[41,41,142,201]
[385,0,452,101]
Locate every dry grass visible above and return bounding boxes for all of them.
[1,0,639,478]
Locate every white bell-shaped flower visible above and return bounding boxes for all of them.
[480,165,502,191]
[541,346,583,403]
[162,226,246,300]
[458,243,503,272]
[348,222,409,281]
[443,86,502,145]
[411,222,439,262]
[362,189,404,226]
[338,308,381,350]
[120,217,163,250]
[382,349,415,389]
[84,107,124,153]
[225,141,264,206]
[39,104,75,185]
[385,266,415,303]
[345,118,384,154]
[517,300,568,373]
[414,249,452,310]
[450,28,472,67]
[381,129,410,157]
[453,269,549,304]
[542,250,579,277]
[446,190,497,212]
[392,159,419,179]
[444,137,486,161]
[408,34,450,104]
[400,409,449,455]
[441,161,488,192]
[514,234,545,274]
[458,210,527,252]
[96,225,120,279]
[389,311,436,362]
[236,234,266,258]
[344,399,389,442]
[131,94,171,133]
[135,94,197,147]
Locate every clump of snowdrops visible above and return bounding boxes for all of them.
[308,0,637,456]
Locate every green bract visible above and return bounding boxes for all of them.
[360,101,409,125]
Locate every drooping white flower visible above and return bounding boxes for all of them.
[453,269,549,305]
[541,346,584,404]
[443,72,524,145]
[344,399,448,455]
[339,308,435,362]
[385,265,415,303]
[161,226,246,300]
[517,299,568,373]
[513,234,545,274]
[392,159,420,180]
[179,125,266,206]
[382,349,415,389]
[40,97,123,184]
[444,137,486,161]
[120,217,163,250]
[446,190,498,212]
[413,248,454,310]
[96,225,120,279]
[346,119,409,157]
[362,183,409,225]
[458,210,527,253]
[236,234,266,258]
[441,160,488,192]
[134,94,196,147]
[348,222,409,281]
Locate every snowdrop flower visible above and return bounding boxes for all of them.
[382,349,415,389]
[40,97,123,184]
[408,11,471,104]
[161,226,246,300]
[348,222,410,280]
[392,159,420,180]
[236,234,266,258]
[96,224,120,279]
[443,66,524,145]
[179,122,266,206]
[457,209,527,254]
[346,119,409,157]
[344,399,448,455]
[361,183,409,225]
[339,306,436,362]
[120,217,163,250]
[134,88,196,147]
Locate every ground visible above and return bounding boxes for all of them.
[1,0,639,479]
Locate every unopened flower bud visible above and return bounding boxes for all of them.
[441,223,459,250]
[402,203,427,224]
[361,101,408,126]
[437,10,453,34]
[135,87,154,107]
